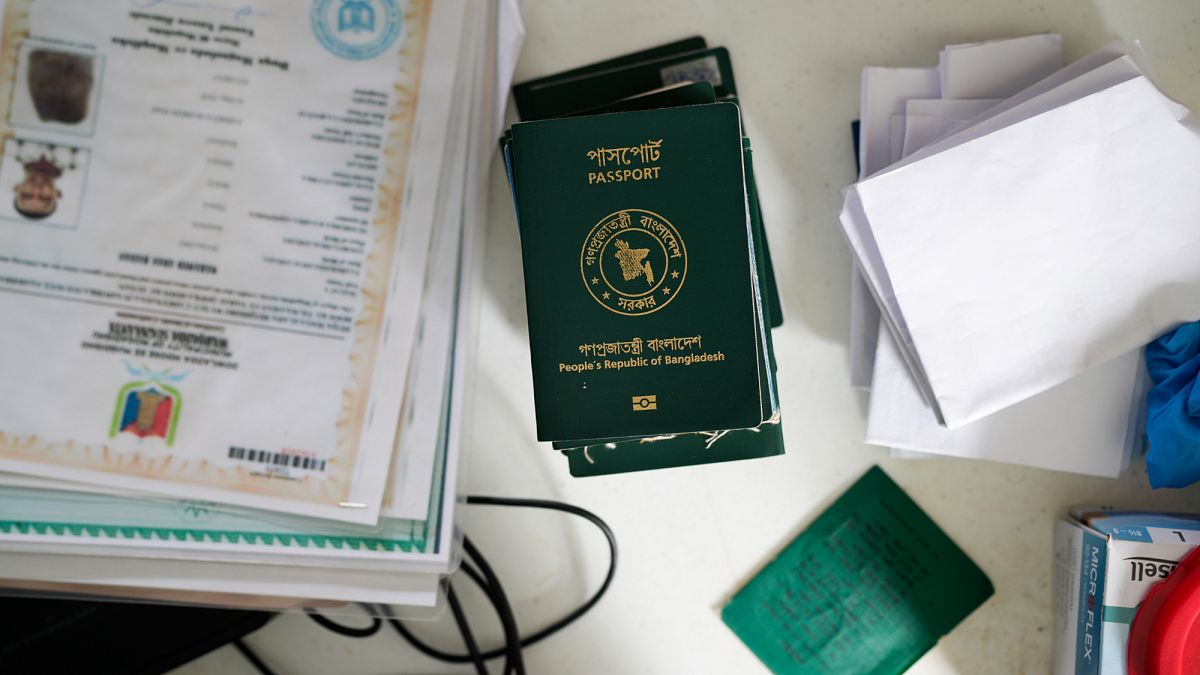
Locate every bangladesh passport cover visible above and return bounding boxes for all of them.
[549,134,780,453]
[721,467,993,675]
[510,102,767,441]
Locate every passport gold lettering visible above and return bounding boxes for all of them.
[618,296,656,312]
[556,347,727,376]
[565,334,718,375]
[586,139,663,185]
[579,337,644,357]
[577,335,702,357]
[605,356,649,370]
[586,139,662,167]
[588,166,661,184]
[663,352,724,365]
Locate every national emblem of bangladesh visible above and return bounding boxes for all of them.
[580,209,687,316]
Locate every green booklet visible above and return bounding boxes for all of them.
[509,58,782,329]
[552,135,781,468]
[510,102,771,441]
[568,80,727,118]
[722,467,993,674]
[514,46,736,121]
[512,35,708,120]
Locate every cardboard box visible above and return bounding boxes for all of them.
[1052,509,1200,674]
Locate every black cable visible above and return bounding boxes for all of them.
[459,562,516,675]
[445,582,489,675]
[305,609,383,638]
[383,496,616,668]
[465,495,618,651]
[463,535,526,675]
[232,638,277,675]
[305,496,616,675]
[383,555,515,674]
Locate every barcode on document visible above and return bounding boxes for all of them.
[227,446,327,472]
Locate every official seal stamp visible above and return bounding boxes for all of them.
[580,209,687,316]
[311,0,403,61]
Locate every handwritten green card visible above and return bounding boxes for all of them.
[721,466,992,674]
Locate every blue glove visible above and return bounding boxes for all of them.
[1145,322,1200,488]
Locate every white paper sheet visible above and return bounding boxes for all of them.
[870,331,1141,477]
[882,116,1138,475]
[851,37,1066,390]
[496,0,527,132]
[0,550,441,605]
[863,42,1158,474]
[901,99,999,157]
[385,68,472,520]
[939,34,1064,99]
[889,114,907,165]
[850,67,940,388]
[905,98,1004,120]
[882,117,1136,473]
[845,52,1160,421]
[854,72,1200,428]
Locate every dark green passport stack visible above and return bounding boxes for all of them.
[722,467,993,675]
[512,102,765,441]
[516,47,737,121]
[544,132,777,451]
[569,80,722,118]
[564,419,783,477]
[513,36,707,120]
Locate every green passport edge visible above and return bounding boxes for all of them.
[563,418,783,477]
[516,46,737,121]
[513,35,708,120]
[562,80,720,118]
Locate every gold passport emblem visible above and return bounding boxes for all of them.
[632,394,657,411]
[580,209,687,316]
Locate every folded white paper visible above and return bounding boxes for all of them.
[850,35,1064,389]
[850,67,940,388]
[939,34,1064,99]
[874,43,1140,475]
[870,330,1142,477]
[851,69,1200,428]
[901,99,999,157]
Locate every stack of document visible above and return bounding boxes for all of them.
[0,0,522,611]
[843,36,1200,477]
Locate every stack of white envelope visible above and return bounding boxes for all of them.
[843,36,1200,477]
[0,0,525,616]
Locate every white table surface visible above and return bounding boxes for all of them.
[179,1,1200,673]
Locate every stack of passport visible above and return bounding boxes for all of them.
[502,37,785,476]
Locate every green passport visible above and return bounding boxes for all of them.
[511,102,767,441]
[549,135,779,452]
[568,80,722,118]
[516,47,737,121]
[721,467,993,675]
[513,35,708,120]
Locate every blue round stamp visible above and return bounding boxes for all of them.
[311,0,403,61]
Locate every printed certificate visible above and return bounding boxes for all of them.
[0,0,456,523]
